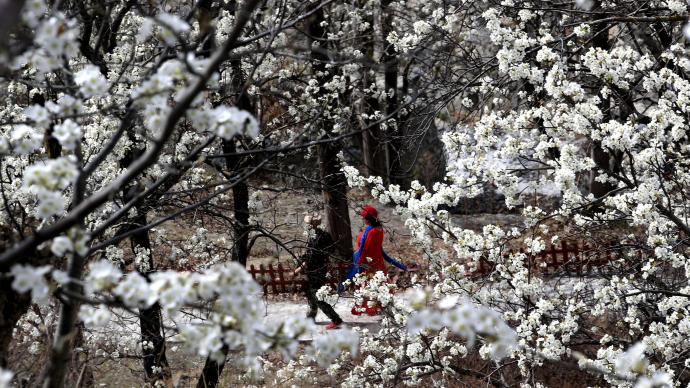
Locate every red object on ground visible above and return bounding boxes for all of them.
[360,205,378,219]
[325,322,341,330]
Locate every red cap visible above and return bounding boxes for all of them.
[360,205,378,219]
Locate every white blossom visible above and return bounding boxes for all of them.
[0,368,13,388]
[10,264,51,304]
[74,65,108,98]
[79,305,112,328]
[52,119,82,150]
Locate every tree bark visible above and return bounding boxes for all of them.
[223,139,251,267]
[360,2,387,178]
[588,0,617,198]
[42,254,86,388]
[40,96,86,388]
[0,93,54,367]
[195,346,228,388]
[131,211,171,384]
[381,0,406,187]
[196,1,252,386]
[0,0,26,50]
[309,6,354,261]
[0,279,30,367]
[223,58,253,267]
[120,125,171,384]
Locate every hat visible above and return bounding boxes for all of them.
[360,205,378,219]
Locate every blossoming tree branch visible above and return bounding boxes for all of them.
[1,0,689,387]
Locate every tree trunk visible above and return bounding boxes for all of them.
[222,138,250,267]
[588,1,617,198]
[381,0,405,187]
[131,211,171,384]
[223,58,253,267]
[0,94,53,368]
[360,2,387,178]
[195,345,228,388]
[0,280,31,367]
[0,0,26,52]
[309,6,354,261]
[119,124,171,384]
[40,94,87,388]
[196,1,252,386]
[318,141,354,260]
[42,253,86,388]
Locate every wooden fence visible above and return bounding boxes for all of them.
[248,261,416,295]
[249,241,637,294]
[472,240,637,277]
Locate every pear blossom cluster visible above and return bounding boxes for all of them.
[0,369,13,388]
[22,157,78,219]
[326,0,690,384]
[14,11,80,74]
[8,260,360,375]
[74,65,109,99]
[406,296,518,361]
[3,0,690,386]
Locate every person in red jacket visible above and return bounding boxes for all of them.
[355,205,386,275]
[350,205,407,316]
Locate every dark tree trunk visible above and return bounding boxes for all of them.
[0,0,26,53]
[222,138,250,267]
[0,94,55,367]
[131,211,171,383]
[195,345,229,388]
[318,140,354,260]
[39,93,89,388]
[360,3,387,179]
[588,1,617,198]
[381,0,406,187]
[309,6,354,261]
[196,1,252,386]
[119,125,171,385]
[222,58,253,267]
[0,280,31,367]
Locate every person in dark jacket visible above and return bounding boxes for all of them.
[293,213,343,329]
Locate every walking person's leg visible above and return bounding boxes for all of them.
[317,300,342,325]
[306,285,319,320]
[309,281,342,329]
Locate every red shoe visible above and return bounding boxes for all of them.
[365,306,381,316]
[325,322,341,330]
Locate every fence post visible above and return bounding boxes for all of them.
[560,241,568,267]
[267,264,278,294]
[277,263,287,293]
[551,244,558,269]
[579,245,588,275]
[259,264,268,294]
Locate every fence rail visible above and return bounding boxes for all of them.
[472,240,639,277]
[248,261,416,295]
[249,241,638,294]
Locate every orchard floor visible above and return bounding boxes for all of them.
[265,296,383,337]
[88,295,382,387]
[89,186,544,387]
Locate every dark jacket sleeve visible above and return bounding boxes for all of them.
[304,230,334,268]
[317,231,335,257]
